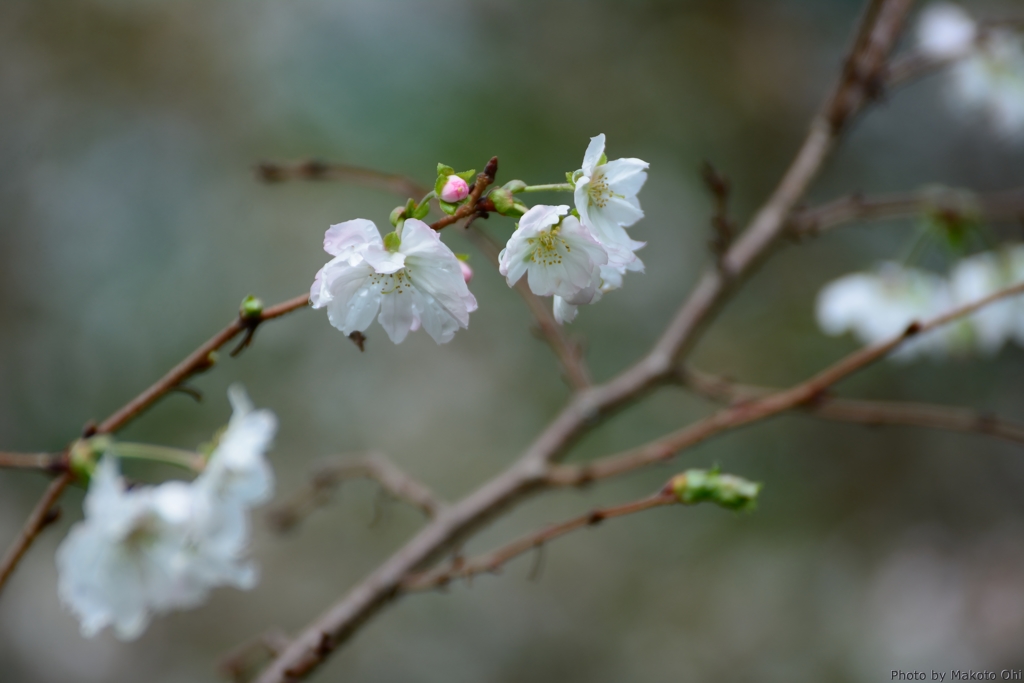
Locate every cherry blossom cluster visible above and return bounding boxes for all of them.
[55,386,276,639]
[816,247,1024,361]
[310,134,649,343]
[916,3,1024,138]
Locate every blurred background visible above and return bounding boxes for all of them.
[2,0,1024,681]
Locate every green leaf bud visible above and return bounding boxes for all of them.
[670,469,761,511]
[239,295,264,320]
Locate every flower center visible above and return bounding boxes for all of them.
[527,229,569,267]
[370,269,412,296]
[587,170,620,209]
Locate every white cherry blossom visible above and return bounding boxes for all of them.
[916,3,977,60]
[950,247,1024,352]
[816,263,964,361]
[311,218,478,344]
[573,134,649,268]
[56,388,277,640]
[197,384,276,508]
[498,204,607,305]
[948,29,1024,137]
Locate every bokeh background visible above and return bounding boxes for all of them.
[3,0,1024,681]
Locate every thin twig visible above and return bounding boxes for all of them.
[680,366,1024,444]
[267,453,447,533]
[256,160,425,200]
[0,471,74,596]
[96,294,310,435]
[0,451,65,472]
[401,491,677,592]
[791,186,1024,238]
[219,628,291,683]
[549,280,1024,487]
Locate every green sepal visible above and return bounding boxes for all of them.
[504,179,527,194]
[455,253,471,262]
[383,231,402,252]
[435,164,456,195]
[670,468,761,511]
[438,199,458,216]
[455,169,476,182]
[598,153,607,166]
[411,200,431,220]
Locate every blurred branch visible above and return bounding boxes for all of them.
[267,453,446,533]
[463,224,592,390]
[219,628,291,683]
[0,471,73,597]
[0,451,65,472]
[681,367,1024,444]
[790,186,1024,238]
[96,293,310,435]
[401,489,678,592]
[548,279,1024,487]
[249,4,926,681]
[257,159,426,200]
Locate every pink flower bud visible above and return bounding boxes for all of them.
[459,260,473,284]
[440,175,470,203]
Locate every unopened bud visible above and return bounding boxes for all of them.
[390,206,407,228]
[440,175,470,203]
[503,179,527,194]
[240,295,264,320]
[459,260,473,284]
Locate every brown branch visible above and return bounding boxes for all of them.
[249,5,924,681]
[0,471,74,596]
[256,160,426,200]
[267,453,446,533]
[96,294,310,435]
[401,491,677,592]
[549,280,1024,487]
[463,225,592,391]
[680,367,1024,444]
[219,628,291,683]
[791,186,1024,238]
[0,451,65,472]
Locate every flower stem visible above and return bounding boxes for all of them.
[110,442,206,473]
[519,183,573,194]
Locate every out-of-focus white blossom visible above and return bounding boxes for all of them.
[197,384,276,508]
[56,387,277,640]
[817,252,1024,360]
[949,29,1024,138]
[816,263,965,361]
[949,247,1024,352]
[499,204,608,305]
[573,134,649,269]
[310,218,478,344]
[916,3,977,59]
